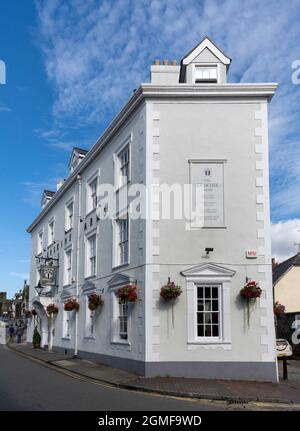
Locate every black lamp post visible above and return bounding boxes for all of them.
[35,281,44,296]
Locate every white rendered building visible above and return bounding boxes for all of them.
[27,37,278,382]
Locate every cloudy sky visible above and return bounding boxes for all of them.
[0,0,300,297]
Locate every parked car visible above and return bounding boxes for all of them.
[276,339,293,358]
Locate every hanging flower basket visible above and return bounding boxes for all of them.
[24,310,32,318]
[31,309,37,316]
[117,284,138,304]
[240,280,262,299]
[240,280,261,327]
[88,293,104,311]
[47,303,59,315]
[160,279,182,301]
[64,298,80,312]
[274,301,285,317]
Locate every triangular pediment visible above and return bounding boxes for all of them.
[82,280,96,293]
[108,272,135,288]
[68,147,88,172]
[181,262,235,278]
[181,36,231,67]
[60,288,74,300]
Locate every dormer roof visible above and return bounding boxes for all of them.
[181,36,231,67]
[41,190,55,208]
[179,36,231,83]
[69,147,88,172]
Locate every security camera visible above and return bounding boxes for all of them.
[205,247,214,255]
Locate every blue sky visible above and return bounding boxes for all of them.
[1,0,300,298]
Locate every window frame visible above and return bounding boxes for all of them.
[85,232,97,279]
[65,199,74,231]
[37,230,43,255]
[182,263,234,348]
[62,309,71,339]
[112,214,129,269]
[195,284,222,341]
[193,64,219,84]
[85,296,95,338]
[47,218,55,246]
[114,135,132,191]
[86,172,99,215]
[110,288,131,345]
[64,247,72,286]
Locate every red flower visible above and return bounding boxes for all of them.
[117,285,138,304]
[160,281,182,300]
[240,281,262,299]
[88,293,104,311]
[46,304,59,315]
[274,301,285,317]
[64,298,79,311]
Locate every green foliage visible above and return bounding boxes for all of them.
[32,326,41,348]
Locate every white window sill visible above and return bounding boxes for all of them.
[112,262,130,271]
[188,340,231,346]
[111,340,131,347]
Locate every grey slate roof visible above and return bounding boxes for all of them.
[273,252,300,284]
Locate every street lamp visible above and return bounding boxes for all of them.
[35,281,44,296]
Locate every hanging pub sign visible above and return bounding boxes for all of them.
[40,264,57,286]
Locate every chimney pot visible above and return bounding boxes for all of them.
[163,59,169,65]
[172,59,177,65]
[154,59,160,65]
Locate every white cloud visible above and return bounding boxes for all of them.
[271,219,300,263]
[34,0,300,220]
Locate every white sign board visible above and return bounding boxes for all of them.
[246,249,257,259]
[190,161,225,227]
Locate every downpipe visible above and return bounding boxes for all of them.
[74,174,82,358]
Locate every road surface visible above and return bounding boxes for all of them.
[0,345,225,411]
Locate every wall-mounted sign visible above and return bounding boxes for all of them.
[245,250,257,259]
[40,265,57,286]
[190,160,225,228]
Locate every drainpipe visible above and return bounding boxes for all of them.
[74,173,82,357]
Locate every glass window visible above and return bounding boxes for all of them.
[66,201,74,230]
[90,178,97,211]
[195,66,217,83]
[48,220,54,245]
[65,249,72,285]
[63,310,70,338]
[87,235,96,277]
[119,302,128,340]
[197,285,220,337]
[37,231,43,254]
[117,218,128,265]
[118,146,130,188]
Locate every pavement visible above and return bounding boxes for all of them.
[7,342,300,405]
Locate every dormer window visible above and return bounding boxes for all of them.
[194,66,217,83]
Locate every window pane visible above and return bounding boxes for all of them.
[197,325,204,337]
[212,313,219,324]
[197,286,204,299]
[212,325,219,337]
[205,287,210,298]
[197,313,204,324]
[212,300,218,311]
[212,288,218,298]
